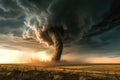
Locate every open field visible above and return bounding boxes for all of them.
[0,64,120,80]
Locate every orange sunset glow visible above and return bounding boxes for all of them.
[0,48,52,64]
[0,48,120,64]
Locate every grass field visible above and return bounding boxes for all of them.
[0,63,120,80]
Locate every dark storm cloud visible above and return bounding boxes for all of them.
[18,0,113,61]
[0,0,25,35]
[73,26,120,57]
[0,0,52,35]
[48,0,112,38]
[0,0,112,38]
[0,19,23,35]
[14,0,112,39]
[0,0,23,20]
[0,0,120,62]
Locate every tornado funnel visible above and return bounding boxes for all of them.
[47,27,63,61]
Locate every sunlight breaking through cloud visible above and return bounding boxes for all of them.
[0,48,52,63]
[0,48,25,63]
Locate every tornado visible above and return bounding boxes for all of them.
[46,27,64,61]
[23,26,64,61]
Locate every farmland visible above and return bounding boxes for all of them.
[0,64,120,80]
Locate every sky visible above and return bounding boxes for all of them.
[0,0,120,63]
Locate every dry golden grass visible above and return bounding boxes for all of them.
[0,64,120,80]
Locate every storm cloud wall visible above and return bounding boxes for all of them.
[1,0,120,62]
